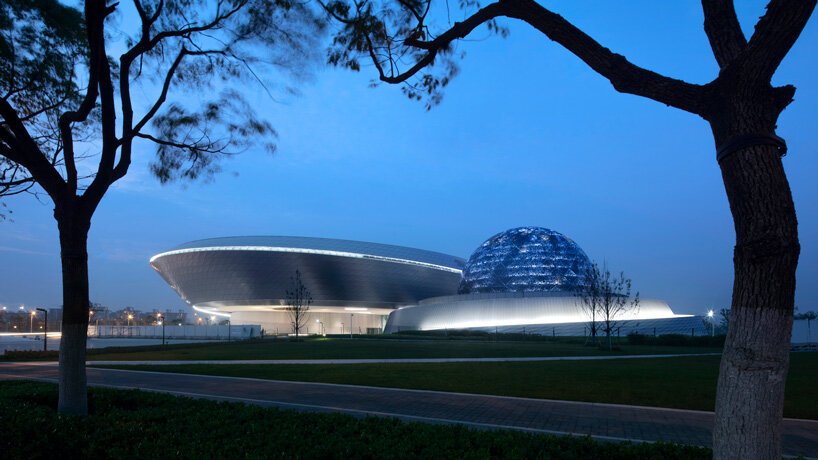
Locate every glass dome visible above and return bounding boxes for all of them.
[459,227,592,294]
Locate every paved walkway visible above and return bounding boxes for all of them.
[85,352,722,365]
[1,362,815,457]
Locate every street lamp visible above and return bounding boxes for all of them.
[157,313,165,345]
[127,313,133,326]
[29,310,36,333]
[36,308,47,351]
[316,319,324,336]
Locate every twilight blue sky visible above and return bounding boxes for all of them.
[1,1,816,314]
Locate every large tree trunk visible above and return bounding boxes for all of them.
[56,212,91,415]
[713,137,799,459]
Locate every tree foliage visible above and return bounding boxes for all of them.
[0,0,326,204]
[0,0,326,414]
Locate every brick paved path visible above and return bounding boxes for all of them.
[1,363,816,457]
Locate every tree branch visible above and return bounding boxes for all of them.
[503,0,707,115]
[384,0,707,114]
[83,1,121,209]
[376,2,508,84]
[58,0,108,196]
[744,0,817,82]
[131,49,186,137]
[701,0,747,69]
[145,1,247,52]
[134,132,227,154]
[0,98,65,198]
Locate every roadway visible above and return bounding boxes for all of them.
[0,362,815,458]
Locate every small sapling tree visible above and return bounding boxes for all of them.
[285,269,312,340]
[575,262,602,346]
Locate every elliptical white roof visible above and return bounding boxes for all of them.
[157,236,465,270]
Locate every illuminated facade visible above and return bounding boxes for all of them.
[384,227,705,336]
[152,229,706,336]
[459,227,592,294]
[150,236,464,335]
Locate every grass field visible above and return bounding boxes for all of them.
[0,336,723,362]
[0,381,710,459]
[98,353,818,420]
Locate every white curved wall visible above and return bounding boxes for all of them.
[385,292,685,332]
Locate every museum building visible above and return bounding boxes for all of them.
[151,228,706,336]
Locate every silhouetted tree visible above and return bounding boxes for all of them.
[285,269,312,340]
[575,263,601,346]
[324,1,814,457]
[579,262,639,350]
[0,0,323,414]
[794,309,816,343]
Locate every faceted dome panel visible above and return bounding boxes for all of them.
[459,227,592,294]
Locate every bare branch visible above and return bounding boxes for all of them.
[0,98,65,197]
[145,1,247,51]
[134,132,228,154]
[58,0,109,195]
[83,1,122,208]
[701,0,747,68]
[377,2,508,83]
[744,0,817,82]
[503,0,706,114]
[373,0,707,114]
[132,48,186,137]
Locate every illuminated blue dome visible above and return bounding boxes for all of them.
[459,227,592,294]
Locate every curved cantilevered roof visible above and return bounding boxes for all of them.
[151,236,465,272]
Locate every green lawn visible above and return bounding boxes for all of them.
[98,353,818,420]
[45,336,723,361]
[0,381,709,459]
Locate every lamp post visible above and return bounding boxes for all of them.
[349,313,353,339]
[36,308,47,351]
[315,319,324,336]
[157,313,165,345]
[29,310,36,333]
